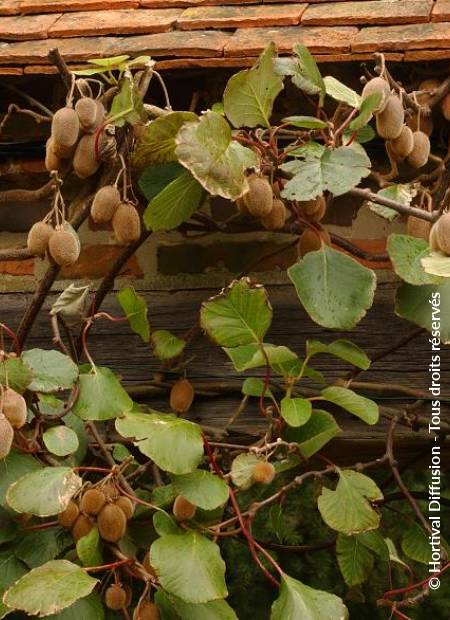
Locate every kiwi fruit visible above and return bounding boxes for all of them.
[433,212,450,255]
[133,601,160,620]
[27,221,53,257]
[406,215,431,241]
[80,488,106,515]
[75,97,98,133]
[252,461,276,485]
[245,176,273,217]
[0,414,14,460]
[375,95,404,140]
[300,195,327,223]
[97,503,127,542]
[112,203,141,245]
[418,78,441,94]
[407,131,430,169]
[45,138,64,172]
[429,221,441,252]
[91,185,121,224]
[48,228,81,267]
[51,106,80,151]
[73,133,100,179]
[105,584,127,611]
[169,378,194,413]
[440,93,450,121]
[72,514,94,541]
[298,228,331,258]
[58,500,80,528]
[172,495,196,521]
[101,481,119,500]
[2,388,27,429]
[261,198,287,231]
[389,125,414,159]
[361,77,390,113]
[115,496,135,520]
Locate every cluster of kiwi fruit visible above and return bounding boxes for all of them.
[91,184,141,245]
[362,76,430,169]
[0,387,27,459]
[27,219,81,267]
[46,83,106,179]
[58,480,134,544]
[236,174,288,231]
[104,585,159,619]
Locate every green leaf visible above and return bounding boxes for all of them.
[284,410,340,459]
[172,470,229,511]
[155,590,238,620]
[401,522,432,564]
[150,532,227,603]
[6,467,82,517]
[144,170,204,231]
[289,45,325,104]
[175,110,259,200]
[282,115,327,129]
[63,413,88,467]
[224,343,297,372]
[72,366,133,421]
[421,251,450,278]
[288,246,376,329]
[366,184,417,221]
[15,526,73,568]
[336,534,375,585]
[0,508,18,544]
[349,93,381,131]
[323,75,361,108]
[223,43,283,128]
[43,426,79,457]
[50,284,90,324]
[343,124,375,144]
[357,530,389,560]
[138,162,184,201]
[89,55,130,68]
[3,560,97,617]
[271,573,348,620]
[43,594,104,620]
[320,386,379,425]
[200,278,272,347]
[132,111,197,167]
[151,330,186,360]
[117,286,150,343]
[0,551,28,620]
[280,397,312,427]
[0,357,32,393]
[76,527,103,568]
[110,77,145,127]
[0,451,41,510]
[242,377,274,399]
[116,411,203,474]
[153,511,181,537]
[21,349,78,393]
[318,470,383,535]
[387,233,439,285]
[230,453,261,490]
[306,339,371,370]
[281,144,371,201]
[395,280,450,343]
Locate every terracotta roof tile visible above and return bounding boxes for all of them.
[110,29,232,56]
[302,0,432,27]
[352,21,450,52]
[0,13,61,39]
[142,0,260,5]
[20,0,139,13]
[178,4,306,30]
[0,1,21,15]
[432,0,450,21]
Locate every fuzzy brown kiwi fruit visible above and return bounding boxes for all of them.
[389,125,414,160]
[91,185,121,224]
[115,496,135,520]
[429,221,441,252]
[2,388,27,429]
[298,228,331,258]
[172,495,196,521]
[133,601,160,620]
[245,176,273,217]
[73,133,100,179]
[112,203,141,245]
[98,503,127,542]
[45,138,65,172]
[80,488,106,515]
[75,97,98,133]
[0,414,14,460]
[48,228,80,267]
[375,95,404,140]
[407,131,430,169]
[58,500,80,528]
[27,221,53,257]
[406,215,432,241]
[169,378,194,413]
[72,514,94,541]
[51,106,80,151]
[440,93,450,121]
[361,77,390,113]
[252,461,276,485]
[300,196,327,223]
[434,212,450,255]
[105,584,127,611]
[261,198,287,231]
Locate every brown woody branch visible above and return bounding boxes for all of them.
[0,179,56,205]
